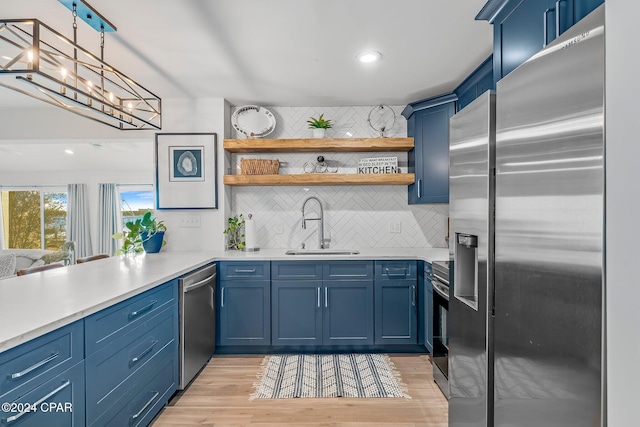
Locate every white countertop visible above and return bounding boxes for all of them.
[0,247,448,353]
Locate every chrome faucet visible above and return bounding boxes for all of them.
[301,196,328,249]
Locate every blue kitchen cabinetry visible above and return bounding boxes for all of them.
[85,279,179,426]
[403,95,456,204]
[477,0,604,83]
[374,260,418,344]
[218,261,271,346]
[455,56,493,112]
[271,261,374,347]
[0,321,85,427]
[424,262,434,352]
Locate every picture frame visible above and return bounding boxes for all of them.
[155,133,218,209]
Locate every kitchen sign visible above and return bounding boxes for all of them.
[358,157,398,174]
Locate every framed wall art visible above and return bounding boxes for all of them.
[155,133,218,209]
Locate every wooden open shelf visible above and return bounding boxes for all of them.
[223,173,415,186]
[223,137,414,153]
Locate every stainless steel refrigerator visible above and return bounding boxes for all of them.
[448,5,604,427]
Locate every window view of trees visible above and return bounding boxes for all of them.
[1,190,67,250]
[120,189,155,229]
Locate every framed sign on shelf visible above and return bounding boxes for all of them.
[155,133,218,209]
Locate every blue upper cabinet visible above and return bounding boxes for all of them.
[402,94,456,205]
[477,0,604,83]
[455,56,494,113]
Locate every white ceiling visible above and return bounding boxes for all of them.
[0,0,492,172]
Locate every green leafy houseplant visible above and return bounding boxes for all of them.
[307,114,333,129]
[224,214,245,250]
[113,211,167,255]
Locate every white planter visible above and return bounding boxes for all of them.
[312,128,326,138]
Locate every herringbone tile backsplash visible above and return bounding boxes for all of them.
[229,105,449,249]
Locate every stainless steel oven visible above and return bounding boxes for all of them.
[431,260,450,398]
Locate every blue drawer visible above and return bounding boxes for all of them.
[85,281,176,355]
[90,349,177,427]
[271,261,322,280]
[0,360,85,427]
[85,306,176,420]
[0,320,83,399]
[323,261,373,281]
[375,260,417,280]
[219,261,270,280]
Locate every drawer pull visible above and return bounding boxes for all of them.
[385,267,407,278]
[131,340,158,365]
[130,390,159,423]
[234,269,256,273]
[10,352,59,379]
[324,287,328,308]
[221,288,225,308]
[129,300,157,320]
[317,287,321,308]
[4,380,70,424]
[412,285,417,306]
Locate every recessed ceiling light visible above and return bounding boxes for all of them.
[358,51,381,63]
[64,149,74,155]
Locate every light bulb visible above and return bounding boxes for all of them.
[87,81,93,106]
[60,68,67,95]
[27,50,33,69]
[108,92,114,115]
[127,102,133,123]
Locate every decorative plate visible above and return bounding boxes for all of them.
[232,105,276,138]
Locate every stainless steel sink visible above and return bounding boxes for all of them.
[285,249,360,256]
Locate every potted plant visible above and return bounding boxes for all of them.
[307,114,332,138]
[223,214,245,250]
[113,211,167,255]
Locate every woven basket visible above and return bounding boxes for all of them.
[240,158,280,175]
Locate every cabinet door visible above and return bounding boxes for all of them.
[425,281,434,353]
[375,280,418,344]
[410,102,455,204]
[323,281,374,345]
[218,281,270,346]
[271,281,322,346]
[494,0,556,80]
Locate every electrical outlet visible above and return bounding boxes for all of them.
[389,220,402,233]
[179,215,201,228]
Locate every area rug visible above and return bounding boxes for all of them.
[250,354,410,399]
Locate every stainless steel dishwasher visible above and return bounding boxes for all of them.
[179,263,216,389]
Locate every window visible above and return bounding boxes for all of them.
[119,186,155,230]
[1,188,68,250]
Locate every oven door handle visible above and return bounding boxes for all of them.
[432,281,449,301]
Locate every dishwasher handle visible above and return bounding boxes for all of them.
[184,274,216,293]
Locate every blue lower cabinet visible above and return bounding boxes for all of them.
[324,282,374,345]
[375,280,418,345]
[0,360,85,427]
[218,281,270,346]
[272,281,323,346]
[424,263,434,353]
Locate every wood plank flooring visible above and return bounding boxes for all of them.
[152,354,448,427]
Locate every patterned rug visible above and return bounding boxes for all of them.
[250,354,410,399]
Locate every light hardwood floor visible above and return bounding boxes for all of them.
[152,354,448,427]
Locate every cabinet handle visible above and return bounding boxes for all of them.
[130,391,159,423]
[555,0,573,37]
[129,300,157,320]
[412,285,417,306]
[417,179,422,198]
[543,8,555,47]
[10,352,59,379]
[317,287,321,308]
[4,380,70,424]
[235,269,256,273]
[324,287,328,308]
[221,288,225,308]
[385,267,407,278]
[131,340,158,365]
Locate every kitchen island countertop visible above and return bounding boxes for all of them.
[0,247,448,353]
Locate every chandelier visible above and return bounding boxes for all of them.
[0,0,161,130]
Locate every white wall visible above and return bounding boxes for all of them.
[0,97,230,253]
[605,2,639,425]
[229,105,449,249]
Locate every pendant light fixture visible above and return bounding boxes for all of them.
[0,0,161,130]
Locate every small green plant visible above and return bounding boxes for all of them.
[307,114,332,129]
[223,214,245,250]
[113,211,167,255]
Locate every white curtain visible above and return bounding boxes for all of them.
[67,184,93,258]
[97,183,121,256]
[0,193,5,250]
